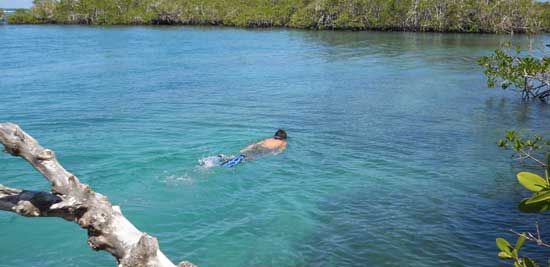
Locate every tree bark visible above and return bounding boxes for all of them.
[0,123,195,267]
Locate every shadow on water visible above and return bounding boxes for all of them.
[290,30,544,70]
[296,30,542,51]
[481,96,550,130]
[294,184,550,267]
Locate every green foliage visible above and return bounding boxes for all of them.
[333,12,364,30]
[516,170,550,213]
[478,44,550,101]
[538,3,550,33]
[517,172,547,192]
[497,130,550,266]
[497,130,549,154]
[496,229,539,266]
[518,197,550,213]
[497,237,514,257]
[6,9,38,24]
[288,7,317,29]
[496,235,539,267]
[6,0,549,33]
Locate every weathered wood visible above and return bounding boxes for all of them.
[0,123,195,267]
[0,184,66,217]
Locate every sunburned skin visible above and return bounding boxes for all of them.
[240,138,287,158]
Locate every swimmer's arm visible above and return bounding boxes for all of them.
[273,143,287,154]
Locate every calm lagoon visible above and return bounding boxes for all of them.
[1,25,550,267]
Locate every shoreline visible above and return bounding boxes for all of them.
[3,22,546,35]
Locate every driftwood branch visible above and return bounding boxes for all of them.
[0,123,195,267]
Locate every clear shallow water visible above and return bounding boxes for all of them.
[1,25,550,267]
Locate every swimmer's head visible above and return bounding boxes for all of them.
[274,129,287,140]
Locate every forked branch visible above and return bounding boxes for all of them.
[0,123,195,267]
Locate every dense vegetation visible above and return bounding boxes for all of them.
[478,44,550,102]
[7,0,550,33]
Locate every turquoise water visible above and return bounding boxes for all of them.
[1,25,550,267]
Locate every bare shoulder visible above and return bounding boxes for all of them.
[262,138,287,149]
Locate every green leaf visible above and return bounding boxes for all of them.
[514,234,526,250]
[523,257,540,267]
[518,198,549,213]
[507,131,517,141]
[525,191,550,204]
[496,238,513,254]
[517,172,547,192]
[498,251,513,259]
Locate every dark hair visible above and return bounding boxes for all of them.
[274,129,287,140]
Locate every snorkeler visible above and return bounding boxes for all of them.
[240,129,288,157]
[214,129,288,168]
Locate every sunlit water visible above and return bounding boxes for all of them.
[1,25,550,267]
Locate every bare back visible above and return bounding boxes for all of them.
[240,138,287,157]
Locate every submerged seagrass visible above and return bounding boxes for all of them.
[6,0,550,33]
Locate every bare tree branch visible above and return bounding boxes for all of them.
[0,123,195,267]
[514,148,547,168]
[510,222,550,249]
